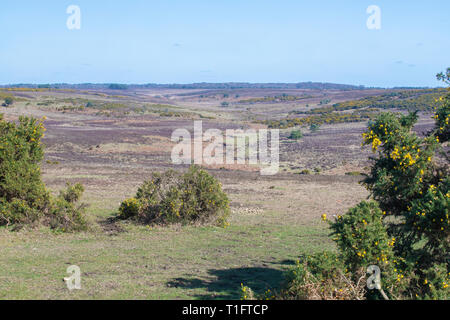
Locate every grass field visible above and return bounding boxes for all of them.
[1,168,367,299]
[0,223,331,299]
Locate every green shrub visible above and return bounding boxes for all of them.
[0,199,42,227]
[240,283,275,300]
[328,201,413,299]
[118,198,141,219]
[0,115,50,226]
[329,201,395,273]
[310,123,320,132]
[276,202,412,300]
[435,68,450,142]
[120,166,230,226]
[46,183,88,232]
[0,115,87,231]
[288,130,303,140]
[280,252,366,300]
[240,284,256,300]
[3,97,13,106]
[360,71,449,298]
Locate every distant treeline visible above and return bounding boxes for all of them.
[0,82,380,90]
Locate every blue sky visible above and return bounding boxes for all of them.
[0,0,449,87]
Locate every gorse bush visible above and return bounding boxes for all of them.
[329,202,395,274]
[0,115,49,226]
[360,108,449,297]
[0,114,87,231]
[240,283,275,300]
[436,69,450,142]
[118,198,141,219]
[359,70,449,299]
[280,252,367,300]
[250,70,449,300]
[276,203,400,300]
[46,183,88,232]
[119,166,230,226]
[274,202,418,300]
[327,202,412,299]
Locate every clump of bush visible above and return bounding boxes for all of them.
[309,123,320,132]
[0,115,49,226]
[288,130,303,140]
[0,114,87,231]
[118,198,141,219]
[119,166,230,226]
[2,97,13,107]
[298,169,311,175]
[329,202,395,273]
[45,183,88,232]
[240,283,275,300]
[360,114,449,297]
[280,252,367,300]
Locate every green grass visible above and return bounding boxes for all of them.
[0,219,333,299]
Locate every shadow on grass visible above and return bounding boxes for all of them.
[167,264,292,299]
[277,259,297,266]
[98,216,126,235]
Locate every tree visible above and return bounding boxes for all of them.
[436,67,450,85]
[3,97,13,106]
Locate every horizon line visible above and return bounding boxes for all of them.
[0,81,442,90]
